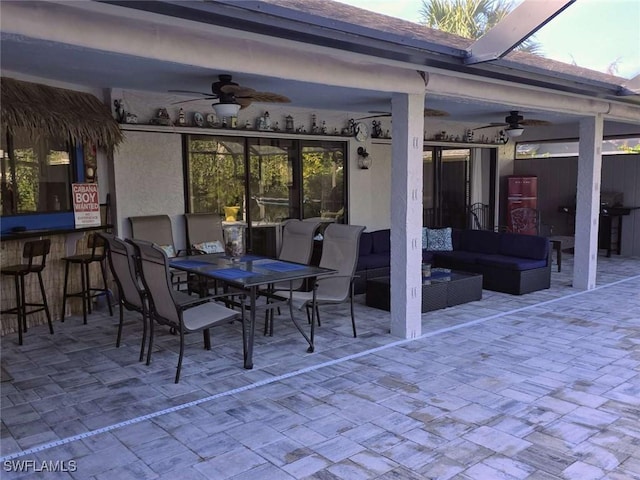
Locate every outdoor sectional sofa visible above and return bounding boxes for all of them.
[355,228,551,295]
[424,228,551,295]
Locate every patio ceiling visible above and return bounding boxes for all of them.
[1,0,637,132]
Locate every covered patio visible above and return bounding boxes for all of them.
[2,256,639,478]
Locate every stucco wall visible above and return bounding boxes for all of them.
[113,131,186,249]
[349,141,392,231]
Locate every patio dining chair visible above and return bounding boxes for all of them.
[184,213,226,295]
[289,223,365,342]
[263,219,321,335]
[129,214,190,289]
[184,212,225,254]
[127,238,245,383]
[99,233,149,363]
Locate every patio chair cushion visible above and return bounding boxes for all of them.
[193,240,225,254]
[159,244,176,258]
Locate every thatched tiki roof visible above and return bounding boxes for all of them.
[1,77,123,150]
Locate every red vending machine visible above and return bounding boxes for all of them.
[506,175,538,235]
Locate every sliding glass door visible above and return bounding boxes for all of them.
[186,135,346,255]
[423,147,470,229]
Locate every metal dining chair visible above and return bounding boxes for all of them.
[127,238,245,383]
[289,223,365,342]
[263,219,321,335]
[100,233,149,362]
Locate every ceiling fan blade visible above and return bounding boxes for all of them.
[169,89,216,97]
[244,92,291,103]
[220,84,255,96]
[220,84,290,103]
[236,98,253,109]
[520,119,552,126]
[473,122,507,131]
[170,97,217,105]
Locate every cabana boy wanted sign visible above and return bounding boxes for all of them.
[72,183,100,227]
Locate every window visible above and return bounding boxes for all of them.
[186,135,347,224]
[301,142,345,222]
[516,136,640,159]
[185,135,347,255]
[186,136,246,217]
[248,138,297,223]
[1,130,74,216]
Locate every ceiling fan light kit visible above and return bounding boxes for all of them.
[212,102,241,119]
[505,126,524,138]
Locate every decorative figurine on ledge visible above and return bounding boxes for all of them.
[466,128,474,143]
[371,120,383,138]
[177,108,186,126]
[151,108,171,126]
[113,99,137,124]
[285,115,294,132]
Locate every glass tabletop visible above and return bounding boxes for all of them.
[170,253,333,287]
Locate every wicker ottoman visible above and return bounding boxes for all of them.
[365,269,482,313]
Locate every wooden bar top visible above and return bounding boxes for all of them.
[1,224,112,241]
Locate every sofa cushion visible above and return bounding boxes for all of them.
[425,227,453,251]
[499,233,549,260]
[422,250,436,264]
[433,250,481,264]
[359,232,373,256]
[371,229,391,254]
[357,253,389,271]
[451,228,463,250]
[476,254,548,271]
[460,229,500,254]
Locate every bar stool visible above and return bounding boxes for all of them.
[1,239,54,345]
[61,233,114,324]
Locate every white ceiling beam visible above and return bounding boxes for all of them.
[465,0,575,65]
[425,73,640,124]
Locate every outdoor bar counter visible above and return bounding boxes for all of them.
[1,224,112,336]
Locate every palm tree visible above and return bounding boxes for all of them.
[420,0,542,55]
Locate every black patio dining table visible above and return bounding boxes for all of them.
[169,253,334,369]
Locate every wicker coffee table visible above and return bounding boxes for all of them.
[365,268,483,313]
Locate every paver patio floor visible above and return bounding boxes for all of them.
[1,254,639,479]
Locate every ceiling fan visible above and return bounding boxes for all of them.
[473,110,552,137]
[356,108,449,120]
[169,74,291,111]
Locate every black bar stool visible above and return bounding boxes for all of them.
[1,239,54,345]
[61,233,114,324]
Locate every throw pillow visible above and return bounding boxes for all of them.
[158,244,176,258]
[193,240,225,254]
[426,227,453,251]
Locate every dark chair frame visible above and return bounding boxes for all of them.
[61,233,114,324]
[1,239,54,345]
[99,233,149,362]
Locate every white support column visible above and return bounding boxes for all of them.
[573,114,604,290]
[390,92,425,339]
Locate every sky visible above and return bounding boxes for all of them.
[335,0,640,79]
